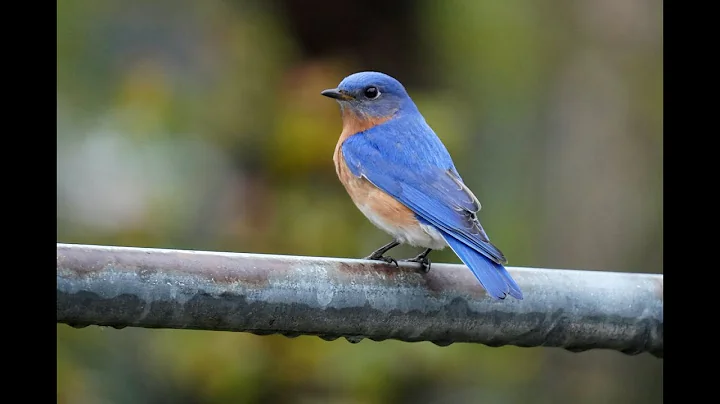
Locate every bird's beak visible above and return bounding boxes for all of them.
[321,88,353,101]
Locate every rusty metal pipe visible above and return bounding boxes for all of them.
[56,243,663,358]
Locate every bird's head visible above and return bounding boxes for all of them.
[321,71,417,123]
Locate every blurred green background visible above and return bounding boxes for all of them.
[57,0,663,403]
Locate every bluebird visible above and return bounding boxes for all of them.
[321,71,523,300]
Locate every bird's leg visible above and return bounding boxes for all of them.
[401,248,433,273]
[364,240,401,267]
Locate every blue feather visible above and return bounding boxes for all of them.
[341,115,523,299]
[342,117,508,264]
[441,232,523,300]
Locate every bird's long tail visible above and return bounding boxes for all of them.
[442,233,523,300]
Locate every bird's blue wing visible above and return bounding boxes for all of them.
[341,119,507,265]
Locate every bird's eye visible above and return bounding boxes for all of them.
[364,86,380,99]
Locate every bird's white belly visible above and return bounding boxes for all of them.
[356,202,448,250]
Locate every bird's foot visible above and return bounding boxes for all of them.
[363,240,401,267]
[364,253,399,267]
[401,256,431,273]
[400,248,433,273]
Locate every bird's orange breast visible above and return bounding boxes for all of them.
[332,111,419,228]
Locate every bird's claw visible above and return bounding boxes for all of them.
[364,254,399,267]
[401,256,431,273]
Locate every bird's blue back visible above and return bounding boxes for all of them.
[342,113,506,263]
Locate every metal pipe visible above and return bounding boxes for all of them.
[57,243,663,358]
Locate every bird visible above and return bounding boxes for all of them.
[321,71,523,300]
